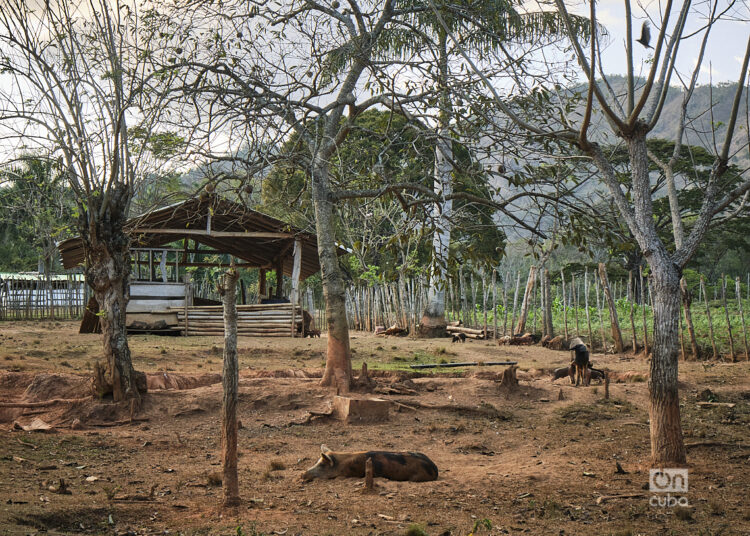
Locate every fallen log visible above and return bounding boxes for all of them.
[446,326,486,336]
[497,333,537,345]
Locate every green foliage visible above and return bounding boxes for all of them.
[0,155,76,272]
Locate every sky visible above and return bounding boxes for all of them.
[563,0,750,85]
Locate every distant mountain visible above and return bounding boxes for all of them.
[579,75,748,166]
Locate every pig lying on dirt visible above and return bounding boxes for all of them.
[302,444,438,482]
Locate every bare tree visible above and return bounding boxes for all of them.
[0,0,175,401]
[453,0,750,464]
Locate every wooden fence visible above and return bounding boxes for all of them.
[343,268,750,360]
[0,274,87,320]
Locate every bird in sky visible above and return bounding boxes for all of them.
[636,21,653,49]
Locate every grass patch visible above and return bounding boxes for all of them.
[404,524,428,536]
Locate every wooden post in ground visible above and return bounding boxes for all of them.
[514,266,537,335]
[699,276,718,359]
[291,239,302,337]
[561,269,569,341]
[604,374,610,399]
[680,277,699,360]
[735,276,749,360]
[598,263,624,353]
[640,267,649,357]
[219,267,240,507]
[721,274,736,362]
[628,271,638,354]
[365,457,374,490]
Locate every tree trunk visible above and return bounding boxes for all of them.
[648,262,686,465]
[312,159,353,393]
[641,267,649,357]
[629,271,638,353]
[584,268,594,349]
[83,192,142,403]
[419,36,453,337]
[561,269,569,340]
[514,266,536,334]
[220,269,240,507]
[542,268,553,338]
[599,263,624,353]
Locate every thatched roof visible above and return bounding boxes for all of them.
[58,195,333,280]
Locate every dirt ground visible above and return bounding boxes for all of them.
[1,320,749,536]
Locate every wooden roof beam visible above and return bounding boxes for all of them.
[131,228,294,239]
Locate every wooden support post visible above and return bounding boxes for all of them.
[259,269,267,299]
[220,267,240,507]
[291,239,302,337]
[275,256,284,299]
[598,263,624,353]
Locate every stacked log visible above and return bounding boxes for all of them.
[172,304,304,337]
[446,325,486,339]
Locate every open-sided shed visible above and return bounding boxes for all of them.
[58,194,331,335]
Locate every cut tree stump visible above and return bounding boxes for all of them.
[498,365,518,390]
[332,395,390,423]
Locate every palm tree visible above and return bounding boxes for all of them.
[379,0,591,336]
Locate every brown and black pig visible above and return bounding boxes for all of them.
[301,444,438,482]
